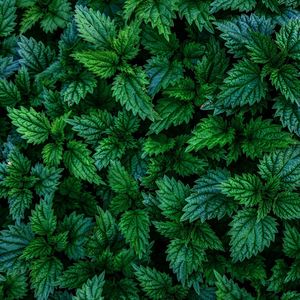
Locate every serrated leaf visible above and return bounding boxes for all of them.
[18,36,55,74]
[0,0,17,37]
[270,64,300,104]
[274,97,300,136]
[273,191,300,219]
[42,143,63,167]
[73,50,119,79]
[74,5,116,48]
[0,224,34,271]
[61,71,97,105]
[276,19,300,60]
[112,68,157,121]
[119,209,150,258]
[210,0,256,12]
[166,238,206,284]
[156,176,190,221]
[145,56,183,96]
[182,169,236,222]
[73,273,105,300]
[217,59,267,108]
[108,161,138,194]
[229,208,277,262]
[186,116,235,152]
[214,271,255,300]
[0,79,21,107]
[8,106,51,144]
[149,98,194,134]
[30,200,57,236]
[21,237,51,260]
[259,146,300,188]
[64,140,102,184]
[221,174,263,206]
[30,257,63,300]
[283,225,300,258]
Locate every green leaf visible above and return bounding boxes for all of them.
[61,212,93,260]
[30,256,63,300]
[73,273,105,300]
[166,238,206,284]
[112,68,157,121]
[73,50,119,79]
[20,237,52,260]
[8,188,33,221]
[42,143,63,166]
[64,140,102,184]
[259,146,300,188]
[20,6,44,33]
[18,36,55,74]
[210,0,256,12]
[149,98,194,134]
[270,64,300,103]
[178,0,214,33]
[141,25,179,57]
[112,21,141,60]
[0,0,16,37]
[67,110,113,145]
[214,271,255,300]
[39,0,71,33]
[61,71,97,106]
[156,176,190,221]
[229,208,277,262]
[273,191,300,219]
[186,116,235,152]
[134,265,187,300]
[94,137,126,170]
[182,169,236,222]
[274,97,300,136]
[143,134,176,156]
[59,262,93,289]
[145,56,183,96]
[276,19,300,60]
[217,59,267,108]
[242,118,294,159]
[119,209,150,258]
[0,224,34,271]
[8,106,51,144]
[215,14,274,58]
[246,32,278,64]
[221,174,263,206]
[283,225,300,258]
[31,164,62,196]
[127,0,178,41]
[30,200,57,236]
[74,5,116,48]
[0,79,21,107]
[108,161,138,194]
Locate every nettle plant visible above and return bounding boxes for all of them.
[0,0,300,299]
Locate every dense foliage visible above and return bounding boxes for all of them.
[0,0,300,299]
